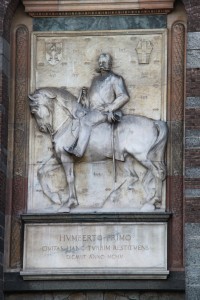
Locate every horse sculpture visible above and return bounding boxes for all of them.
[28,87,168,211]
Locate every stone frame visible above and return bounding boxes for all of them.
[4,1,186,291]
[20,213,171,280]
[28,28,168,213]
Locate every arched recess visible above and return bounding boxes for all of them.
[3,0,186,286]
[4,4,32,269]
[167,0,187,271]
[0,0,25,273]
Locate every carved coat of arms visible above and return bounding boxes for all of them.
[46,42,62,65]
[135,40,153,64]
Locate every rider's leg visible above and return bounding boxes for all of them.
[72,110,107,157]
[73,123,91,157]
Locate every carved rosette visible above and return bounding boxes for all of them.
[10,25,29,268]
[169,22,185,269]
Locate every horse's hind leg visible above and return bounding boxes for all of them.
[124,156,139,189]
[140,159,163,208]
[142,169,155,201]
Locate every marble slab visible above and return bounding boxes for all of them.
[33,16,167,31]
[21,222,169,279]
[28,30,167,213]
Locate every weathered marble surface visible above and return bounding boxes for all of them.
[28,30,167,213]
[21,222,168,279]
[33,16,167,31]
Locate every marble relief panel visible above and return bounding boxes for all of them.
[28,30,167,213]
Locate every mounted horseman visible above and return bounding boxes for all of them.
[28,54,168,211]
[64,53,130,157]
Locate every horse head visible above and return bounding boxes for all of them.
[28,88,56,134]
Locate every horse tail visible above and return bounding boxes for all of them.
[147,120,168,179]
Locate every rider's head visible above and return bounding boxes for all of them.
[98,53,112,71]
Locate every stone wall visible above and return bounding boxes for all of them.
[183,0,200,298]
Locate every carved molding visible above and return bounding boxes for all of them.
[168,21,186,270]
[6,3,186,274]
[10,25,29,268]
[22,0,175,16]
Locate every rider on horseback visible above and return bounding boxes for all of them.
[64,53,130,157]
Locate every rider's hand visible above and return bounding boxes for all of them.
[100,104,114,113]
[107,112,114,123]
[82,87,87,97]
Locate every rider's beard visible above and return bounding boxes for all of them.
[96,66,111,73]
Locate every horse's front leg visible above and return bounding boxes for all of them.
[61,154,79,209]
[37,155,62,205]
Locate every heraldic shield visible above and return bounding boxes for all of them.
[46,42,62,65]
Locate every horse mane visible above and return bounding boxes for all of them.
[34,87,80,120]
[37,87,77,105]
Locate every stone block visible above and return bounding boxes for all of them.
[186,287,200,300]
[187,50,200,68]
[185,189,200,198]
[186,97,200,108]
[185,129,200,148]
[185,223,200,240]
[185,167,200,178]
[185,223,200,279]
[185,268,200,285]
[187,32,200,49]
[185,137,200,148]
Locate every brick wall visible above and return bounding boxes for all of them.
[183,0,200,299]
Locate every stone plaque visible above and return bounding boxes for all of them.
[28,30,167,213]
[21,222,168,279]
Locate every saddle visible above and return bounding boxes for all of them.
[53,118,79,148]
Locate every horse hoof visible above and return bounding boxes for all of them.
[68,198,79,209]
[51,193,62,205]
[57,205,70,213]
[141,203,155,212]
[154,198,162,209]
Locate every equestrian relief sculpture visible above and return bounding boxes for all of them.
[29,53,168,212]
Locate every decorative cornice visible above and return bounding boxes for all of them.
[22,0,175,17]
[21,212,172,223]
[29,10,172,17]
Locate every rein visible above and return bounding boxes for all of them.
[47,95,75,137]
